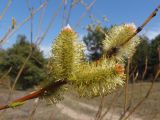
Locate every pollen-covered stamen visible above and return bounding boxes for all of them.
[124,23,136,33]
[115,64,125,75]
[63,24,73,32]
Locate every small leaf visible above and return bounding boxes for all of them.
[9,101,25,108]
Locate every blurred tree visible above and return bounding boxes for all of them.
[83,25,108,61]
[83,26,154,79]
[0,48,7,76]
[0,35,47,89]
[131,36,150,79]
[149,34,160,76]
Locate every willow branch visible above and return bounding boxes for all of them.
[0,79,67,111]
[122,5,160,46]
[5,0,48,100]
[0,2,160,113]
[5,0,60,104]
[107,4,160,56]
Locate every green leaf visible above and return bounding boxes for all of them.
[9,101,25,108]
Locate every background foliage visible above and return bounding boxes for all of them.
[0,35,47,89]
[83,25,160,80]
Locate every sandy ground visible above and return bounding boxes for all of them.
[0,86,143,120]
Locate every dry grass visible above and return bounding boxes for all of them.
[0,82,159,120]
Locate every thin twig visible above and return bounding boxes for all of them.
[4,52,33,105]
[140,56,148,98]
[3,0,60,109]
[0,67,12,82]
[62,0,68,28]
[4,0,48,103]
[66,0,73,24]
[120,5,160,47]
[157,46,160,71]
[34,1,48,43]
[129,66,137,80]
[130,69,138,109]
[74,0,97,29]
[119,58,148,120]
[25,0,34,44]
[0,79,67,111]
[0,0,12,21]
[107,4,160,56]
[95,95,105,120]
[0,28,12,46]
[0,0,48,46]
[99,91,122,120]
[0,1,160,114]
[122,70,160,120]
[35,0,63,46]
[28,98,40,120]
[123,59,130,113]
[80,0,106,34]
[142,57,148,80]
[10,52,32,92]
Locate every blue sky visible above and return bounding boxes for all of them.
[0,0,160,57]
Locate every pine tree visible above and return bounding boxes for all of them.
[0,35,47,89]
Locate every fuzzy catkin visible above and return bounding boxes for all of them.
[44,23,140,100]
[47,26,78,81]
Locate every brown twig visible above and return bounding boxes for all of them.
[0,67,12,89]
[11,53,32,91]
[3,0,60,108]
[99,91,122,120]
[35,0,63,46]
[5,0,49,102]
[140,56,148,98]
[74,0,97,29]
[129,66,137,80]
[121,5,160,46]
[119,57,148,120]
[0,0,12,21]
[122,70,160,120]
[34,1,48,43]
[0,28,12,46]
[95,95,105,120]
[123,59,130,113]
[0,0,47,46]
[107,4,160,56]
[130,69,138,108]
[0,67,12,81]
[80,0,106,34]
[28,98,40,120]
[142,57,148,80]
[158,46,160,70]
[0,79,67,111]
[120,47,160,120]
[62,0,68,28]
[118,59,131,120]
[0,1,160,114]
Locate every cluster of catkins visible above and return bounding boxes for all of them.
[45,24,140,102]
